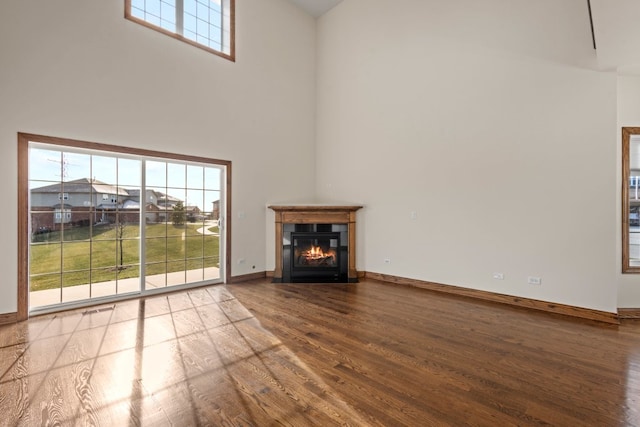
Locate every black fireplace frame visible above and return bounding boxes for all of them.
[282,224,348,283]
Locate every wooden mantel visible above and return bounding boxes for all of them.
[268,205,363,282]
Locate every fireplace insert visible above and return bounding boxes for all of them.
[282,224,348,282]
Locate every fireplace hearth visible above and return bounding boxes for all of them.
[269,205,362,283]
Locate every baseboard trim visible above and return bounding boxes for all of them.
[365,272,620,325]
[618,308,640,319]
[0,312,18,325]
[228,271,267,284]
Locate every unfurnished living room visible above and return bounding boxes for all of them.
[2,0,640,425]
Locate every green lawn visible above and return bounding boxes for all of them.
[30,223,220,292]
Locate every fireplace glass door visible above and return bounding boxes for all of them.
[289,232,342,282]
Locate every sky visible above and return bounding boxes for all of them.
[29,145,222,212]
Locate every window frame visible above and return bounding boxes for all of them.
[124,0,235,62]
[17,132,232,320]
[622,127,640,273]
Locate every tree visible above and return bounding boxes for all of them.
[116,220,126,268]
[171,201,186,225]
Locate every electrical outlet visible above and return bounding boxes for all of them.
[528,276,541,285]
[384,258,391,264]
[493,272,504,280]
[410,211,418,220]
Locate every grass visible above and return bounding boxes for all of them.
[30,223,220,292]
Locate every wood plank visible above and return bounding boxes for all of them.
[281,211,350,224]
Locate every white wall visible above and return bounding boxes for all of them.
[617,75,640,307]
[0,0,317,314]
[316,0,618,312]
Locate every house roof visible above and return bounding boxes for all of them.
[156,192,181,202]
[130,189,182,203]
[31,178,129,196]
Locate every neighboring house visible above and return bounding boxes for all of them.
[156,192,181,209]
[185,205,203,222]
[127,188,169,223]
[212,200,220,220]
[30,178,187,231]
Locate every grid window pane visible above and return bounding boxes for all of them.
[187,165,203,188]
[209,25,221,44]
[196,2,209,19]
[184,13,197,34]
[184,30,197,42]
[160,20,175,31]
[146,14,161,26]
[131,6,145,19]
[64,152,91,182]
[146,237,167,263]
[167,163,186,188]
[146,0,161,17]
[30,273,61,297]
[126,0,233,57]
[160,1,176,22]
[184,0,196,15]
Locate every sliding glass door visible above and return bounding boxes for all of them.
[143,160,223,289]
[27,140,226,312]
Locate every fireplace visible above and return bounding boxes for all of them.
[269,205,362,283]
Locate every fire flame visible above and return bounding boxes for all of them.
[298,245,336,266]
[305,245,327,259]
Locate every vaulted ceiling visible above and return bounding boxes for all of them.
[285,0,640,75]
[590,0,640,74]
[286,0,343,18]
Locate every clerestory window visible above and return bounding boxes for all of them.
[125,0,235,61]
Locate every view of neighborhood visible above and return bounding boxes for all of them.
[30,177,220,234]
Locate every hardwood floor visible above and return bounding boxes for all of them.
[0,279,638,426]
[228,280,640,426]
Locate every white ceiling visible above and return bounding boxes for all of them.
[590,0,640,73]
[286,0,344,17]
[285,1,640,74]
